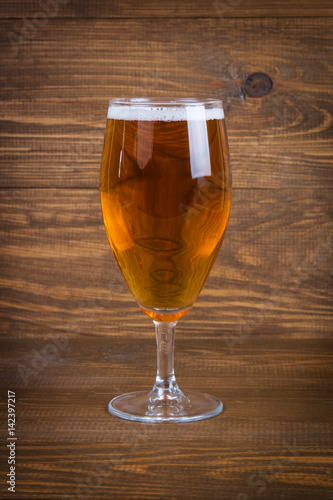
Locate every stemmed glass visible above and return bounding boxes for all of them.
[100,98,231,422]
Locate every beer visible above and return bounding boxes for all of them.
[100,100,231,321]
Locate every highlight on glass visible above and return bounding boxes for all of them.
[100,98,231,422]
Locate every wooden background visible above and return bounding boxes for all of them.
[0,1,332,499]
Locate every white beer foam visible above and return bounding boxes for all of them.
[107,105,224,121]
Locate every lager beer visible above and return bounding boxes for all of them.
[101,99,231,321]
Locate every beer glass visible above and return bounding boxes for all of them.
[100,98,231,422]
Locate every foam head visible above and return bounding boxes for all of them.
[107,99,224,121]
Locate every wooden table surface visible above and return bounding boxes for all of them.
[1,334,332,499]
[1,0,332,498]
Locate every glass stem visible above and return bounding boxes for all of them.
[149,321,183,401]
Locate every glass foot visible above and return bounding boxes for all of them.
[108,390,223,423]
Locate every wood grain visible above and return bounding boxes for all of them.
[0,2,332,499]
[0,18,332,189]
[1,188,332,339]
[0,0,332,18]
[0,335,332,499]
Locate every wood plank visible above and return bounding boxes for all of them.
[0,18,332,188]
[0,335,332,499]
[0,0,332,19]
[1,188,332,340]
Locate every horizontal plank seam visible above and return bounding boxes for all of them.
[1,16,333,21]
[1,186,333,191]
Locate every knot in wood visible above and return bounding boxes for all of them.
[243,72,273,97]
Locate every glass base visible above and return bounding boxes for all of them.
[108,390,223,423]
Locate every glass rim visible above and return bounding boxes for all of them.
[108,97,223,108]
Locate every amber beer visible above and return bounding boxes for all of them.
[100,102,231,321]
